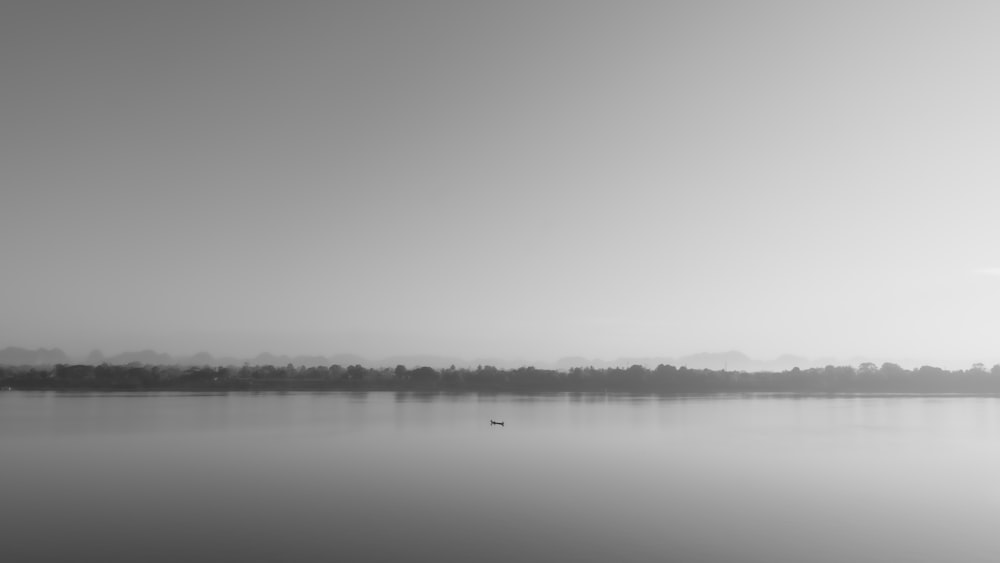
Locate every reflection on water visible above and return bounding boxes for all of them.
[2,391,999,562]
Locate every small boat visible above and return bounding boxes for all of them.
[490,420,504,426]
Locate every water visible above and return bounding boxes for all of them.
[2,391,999,562]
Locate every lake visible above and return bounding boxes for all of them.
[2,391,999,562]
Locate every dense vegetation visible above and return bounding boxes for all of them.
[4,362,1000,393]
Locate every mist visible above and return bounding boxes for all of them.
[4,1,999,368]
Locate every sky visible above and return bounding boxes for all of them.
[3,1,1000,368]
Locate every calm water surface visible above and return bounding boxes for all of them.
[2,391,1000,562]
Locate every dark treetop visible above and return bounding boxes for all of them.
[3,362,1000,394]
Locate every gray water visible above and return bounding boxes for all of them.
[2,391,999,563]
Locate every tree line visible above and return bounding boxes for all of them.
[4,361,1000,393]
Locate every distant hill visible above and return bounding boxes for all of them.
[382,354,469,369]
[251,352,366,367]
[677,350,754,370]
[106,350,174,365]
[0,347,69,365]
[551,352,819,372]
[0,347,827,371]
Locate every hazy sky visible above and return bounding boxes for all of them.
[3,1,1000,366]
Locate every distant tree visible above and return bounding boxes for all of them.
[442,367,462,385]
[858,362,878,375]
[409,366,439,384]
[880,362,905,377]
[346,364,366,381]
[917,365,946,378]
[623,364,648,385]
[55,364,94,381]
[183,367,216,383]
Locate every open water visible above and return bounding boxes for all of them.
[2,391,999,562]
